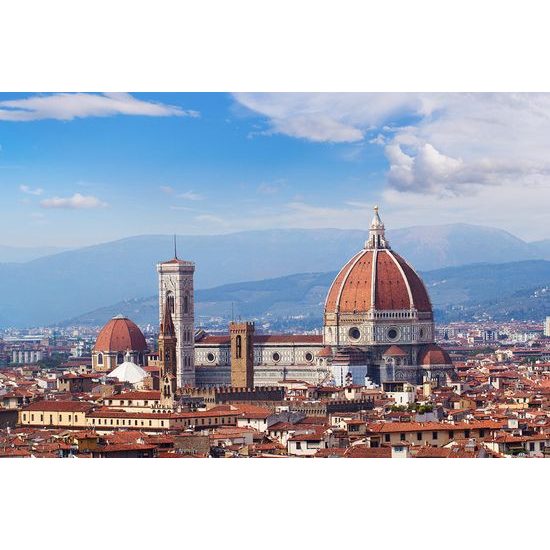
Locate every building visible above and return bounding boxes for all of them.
[157,251,196,387]
[107,352,149,387]
[92,315,148,372]
[230,321,255,388]
[194,207,455,387]
[322,207,454,385]
[11,349,43,364]
[544,316,550,337]
[195,333,327,386]
[158,299,178,407]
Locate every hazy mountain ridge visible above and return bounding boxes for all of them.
[1,224,548,327]
[0,245,69,263]
[62,260,550,328]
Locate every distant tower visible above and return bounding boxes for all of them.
[157,241,196,387]
[230,321,255,388]
[158,300,177,407]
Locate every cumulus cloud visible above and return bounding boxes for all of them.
[233,92,550,197]
[0,93,199,121]
[19,184,44,195]
[40,193,108,209]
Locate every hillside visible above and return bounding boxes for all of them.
[0,224,547,327]
[62,260,550,328]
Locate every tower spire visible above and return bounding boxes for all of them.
[161,299,176,338]
[365,205,390,249]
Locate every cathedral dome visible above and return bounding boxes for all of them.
[93,315,147,353]
[325,207,432,317]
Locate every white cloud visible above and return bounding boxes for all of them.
[19,184,43,195]
[160,185,175,195]
[0,93,199,121]
[40,193,108,209]
[233,92,550,198]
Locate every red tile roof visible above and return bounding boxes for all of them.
[93,316,147,352]
[24,400,94,413]
[325,248,432,315]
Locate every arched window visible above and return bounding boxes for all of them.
[236,335,242,359]
[184,292,189,314]
[97,353,103,365]
[117,352,123,364]
[166,292,175,314]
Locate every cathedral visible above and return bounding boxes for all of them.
[92,207,455,389]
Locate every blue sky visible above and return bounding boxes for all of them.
[1,92,549,246]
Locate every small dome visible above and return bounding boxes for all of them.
[383,345,407,357]
[108,355,148,384]
[419,344,452,366]
[317,346,333,358]
[93,315,147,353]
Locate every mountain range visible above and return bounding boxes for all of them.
[64,260,550,328]
[1,223,549,327]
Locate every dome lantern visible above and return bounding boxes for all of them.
[365,205,390,250]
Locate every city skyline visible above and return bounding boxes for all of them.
[1,92,549,248]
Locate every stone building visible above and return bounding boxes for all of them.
[92,315,148,372]
[194,207,455,387]
[157,252,196,387]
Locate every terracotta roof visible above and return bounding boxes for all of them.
[344,445,392,458]
[24,400,94,413]
[383,345,407,357]
[108,391,160,401]
[93,316,147,353]
[367,420,503,434]
[325,248,432,315]
[419,344,453,366]
[196,334,323,345]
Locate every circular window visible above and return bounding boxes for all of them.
[272,352,281,362]
[387,328,399,340]
[305,352,313,362]
[349,327,361,340]
[207,352,215,362]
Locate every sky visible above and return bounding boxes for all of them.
[0,92,549,247]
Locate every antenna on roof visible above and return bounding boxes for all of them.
[173,234,178,259]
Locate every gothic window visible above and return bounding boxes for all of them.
[97,353,103,365]
[184,292,189,314]
[117,352,123,364]
[167,292,175,314]
[236,335,242,359]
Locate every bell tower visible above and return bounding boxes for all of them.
[230,321,255,388]
[157,239,196,387]
[158,301,177,407]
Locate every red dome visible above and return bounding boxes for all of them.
[419,344,452,366]
[325,248,432,315]
[93,315,147,352]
